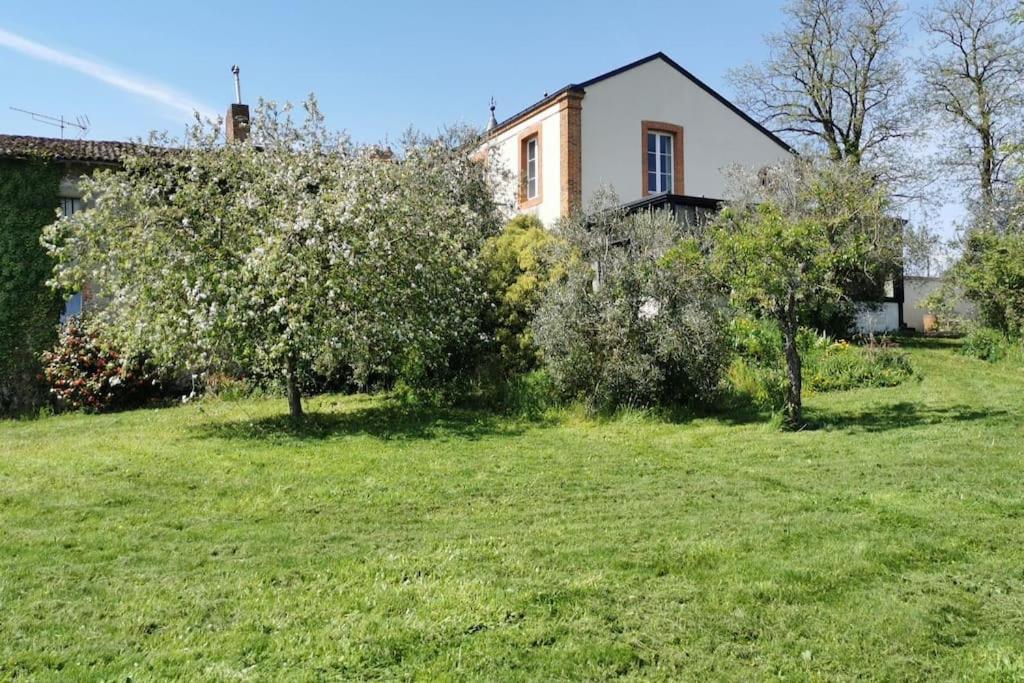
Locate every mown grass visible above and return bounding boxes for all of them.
[2,339,1023,680]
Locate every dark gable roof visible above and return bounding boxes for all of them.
[489,52,794,154]
[0,134,138,164]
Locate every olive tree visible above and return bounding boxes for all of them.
[43,98,501,420]
[710,158,901,427]
[533,194,730,412]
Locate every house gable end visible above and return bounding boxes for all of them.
[578,53,793,155]
[579,56,795,204]
[486,53,793,155]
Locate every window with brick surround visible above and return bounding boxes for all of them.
[518,124,543,208]
[640,121,684,197]
[647,131,673,193]
[525,137,538,198]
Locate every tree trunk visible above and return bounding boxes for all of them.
[980,123,995,208]
[977,88,994,208]
[285,352,303,420]
[779,299,803,429]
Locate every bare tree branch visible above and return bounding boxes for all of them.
[917,0,1024,204]
[729,0,916,180]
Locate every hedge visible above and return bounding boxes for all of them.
[0,158,64,416]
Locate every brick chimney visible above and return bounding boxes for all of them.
[226,103,250,143]
[225,65,249,143]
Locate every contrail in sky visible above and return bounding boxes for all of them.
[0,26,217,119]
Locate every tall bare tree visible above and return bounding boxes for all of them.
[918,0,1024,205]
[729,0,914,170]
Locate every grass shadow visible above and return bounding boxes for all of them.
[194,397,555,443]
[660,399,775,428]
[893,335,962,352]
[806,400,1012,433]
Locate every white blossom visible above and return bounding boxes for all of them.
[41,96,501,410]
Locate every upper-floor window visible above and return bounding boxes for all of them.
[641,121,684,197]
[525,137,538,199]
[518,124,543,208]
[647,131,674,194]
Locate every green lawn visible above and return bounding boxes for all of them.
[2,340,1023,680]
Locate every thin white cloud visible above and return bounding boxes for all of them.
[0,27,217,120]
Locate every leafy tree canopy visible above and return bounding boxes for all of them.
[710,158,902,426]
[42,97,502,419]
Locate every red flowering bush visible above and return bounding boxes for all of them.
[42,318,160,412]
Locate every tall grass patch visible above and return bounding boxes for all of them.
[727,317,914,409]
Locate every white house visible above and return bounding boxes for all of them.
[479,52,793,224]
[902,275,976,332]
[480,52,904,332]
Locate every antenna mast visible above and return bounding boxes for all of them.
[10,107,90,139]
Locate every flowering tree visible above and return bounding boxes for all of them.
[43,98,501,419]
[710,158,901,427]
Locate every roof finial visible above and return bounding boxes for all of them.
[485,97,498,132]
[231,65,242,105]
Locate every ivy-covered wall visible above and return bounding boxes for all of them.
[0,158,64,415]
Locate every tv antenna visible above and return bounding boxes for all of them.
[9,107,90,139]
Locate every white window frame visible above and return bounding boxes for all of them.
[59,197,85,322]
[60,197,82,217]
[647,131,674,194]
[525,137,538,200]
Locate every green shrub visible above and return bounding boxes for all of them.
[41,317,163,413]
[960,326,1017,362]
[480,214,560,373]
[729,316,783,365]
[726,316,914,408]
[804,342,914,391]
[533,203,729,412]
[725,357,788,409]
[488,370,556,417]
[950,230,1024,335]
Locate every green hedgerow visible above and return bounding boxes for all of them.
[0,158,64,416]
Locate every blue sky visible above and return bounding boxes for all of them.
[1,1,956,234]
[0,1,802,142]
